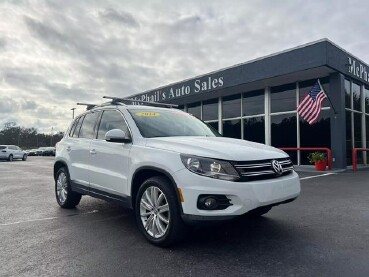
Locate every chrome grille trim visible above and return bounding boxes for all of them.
[234,158,294,179]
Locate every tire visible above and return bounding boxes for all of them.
[135,176,186,247]
[22,154,27,161]
[247,206,272,218]
[55,167,82,209]
[8,154,13,162]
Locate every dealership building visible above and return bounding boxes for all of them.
[129,39,369,169]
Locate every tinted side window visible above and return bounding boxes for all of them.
[97,110,129,140]
[72,116,84,138]
[79,112,100,139]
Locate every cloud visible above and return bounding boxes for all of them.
[0,0,369,133]
[99,8,140,29]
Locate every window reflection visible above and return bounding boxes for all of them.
[223,119,241,139]
[365,87,369,114]
[223,95,241,119]
[243,117,265,143]
[243,90,264,116]
[300,110,331,164]
[346,110,352,165]
[202,99,218,121]
[271,114,297,163]
[187,102,201,119]
[271,83,296,113]
[352,82,361,111]
[345,80,351,109]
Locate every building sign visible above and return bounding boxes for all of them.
[131,75,224,103]
[348,57,369,83]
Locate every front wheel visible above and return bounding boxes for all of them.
[22,154,27,161]
[135,176,186,247]
[8,155,13,162]
[55,167,82,208]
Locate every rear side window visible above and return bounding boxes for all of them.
[69,118,79,137]
[97,110,130,140]
[0,146,6,150]
[72,116,84,138]
[79,111,101,139]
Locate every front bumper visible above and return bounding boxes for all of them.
[173,168,300,219]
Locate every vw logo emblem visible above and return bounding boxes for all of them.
[271,160,283,175]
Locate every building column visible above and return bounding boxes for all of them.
[329,72,346,169]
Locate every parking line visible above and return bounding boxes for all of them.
[300,172,337,180]
[0,210,99,227]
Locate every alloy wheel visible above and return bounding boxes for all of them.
[56,172,68,204]
[140,186,170,238]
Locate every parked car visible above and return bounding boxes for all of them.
[36,147,56,156]
[54,100,300,246]
[26,149,38,156]
[0,145,27,161]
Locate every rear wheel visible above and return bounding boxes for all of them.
[8,154,13,162]
[135,176,186,246]
[55,167,82,208]
[22,154,27,161]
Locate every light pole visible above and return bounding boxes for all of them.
[71,108,76,119]
[50,127,53,146]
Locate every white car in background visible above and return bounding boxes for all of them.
[54,98,300,246]
[0,145,28,161]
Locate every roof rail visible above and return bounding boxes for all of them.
[102,96,178,108]
[77,103,98,110]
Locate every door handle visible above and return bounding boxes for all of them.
[66,146,71,152]
[90,149,97,155]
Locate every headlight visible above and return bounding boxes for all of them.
[180,154,240,181]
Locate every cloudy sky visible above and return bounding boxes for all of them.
[0,0,368,133]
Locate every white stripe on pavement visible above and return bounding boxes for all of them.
[0,210,99,226]
[300,172,337,180]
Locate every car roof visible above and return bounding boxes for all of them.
[83,104,182,114]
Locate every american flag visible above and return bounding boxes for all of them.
[297,80,327,125]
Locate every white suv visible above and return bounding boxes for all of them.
[0,145,27,161]
[54,99,300,246]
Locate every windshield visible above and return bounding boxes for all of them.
[129,109,221,138]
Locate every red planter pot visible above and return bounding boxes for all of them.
[314,160,327,171]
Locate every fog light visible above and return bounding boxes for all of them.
[204,197,217,209]
[197,195,233,210]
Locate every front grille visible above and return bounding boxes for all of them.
[233,157,294,182]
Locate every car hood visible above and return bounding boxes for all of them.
[145,136,288,161]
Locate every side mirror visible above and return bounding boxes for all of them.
[105,129,131,143]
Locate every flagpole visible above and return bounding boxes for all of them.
[317,79,337,115]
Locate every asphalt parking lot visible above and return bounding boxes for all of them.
[1,157,369,277]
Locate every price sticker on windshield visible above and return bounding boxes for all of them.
[135,112,160,117]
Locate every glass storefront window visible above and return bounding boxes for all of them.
[243,116,265,143]
[366,115,369,163]
[243,90,264,116]
[271,83,296,113]
[354,112,363,164]
[202,99,218,121]
[345,79,351,109]
[300,110,331,164]
[223,119,241,139]
[346,110,352,165]
[187,102,201,119]
[352,82,361,111]
[271,114,297,163]
[365,87,369,114]
[222,94,241,119]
